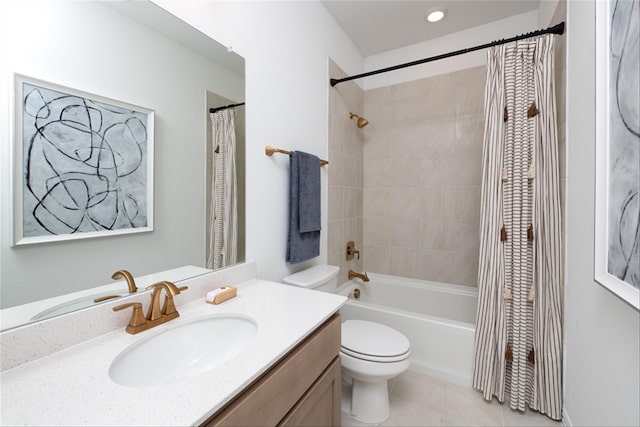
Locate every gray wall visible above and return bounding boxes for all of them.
[563,1,640,425]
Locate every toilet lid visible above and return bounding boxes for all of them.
[341,320,410,360]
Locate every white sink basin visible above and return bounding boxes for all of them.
[109,314,258,387]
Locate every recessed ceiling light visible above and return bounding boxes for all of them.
[425,7,446,23]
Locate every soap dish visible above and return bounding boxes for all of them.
[206,286,237,305]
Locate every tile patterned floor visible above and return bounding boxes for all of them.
[342,370,563,427]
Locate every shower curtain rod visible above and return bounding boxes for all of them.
[209,102,245,113]
[329,22,565,87]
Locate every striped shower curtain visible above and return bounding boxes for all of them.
[208,109,238,270]
[472,34,563,421]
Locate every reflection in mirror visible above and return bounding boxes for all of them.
[206,94,246,270]
[0,0,245,331]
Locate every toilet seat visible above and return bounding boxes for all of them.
[341,320,411,363]
[341,346,410,363]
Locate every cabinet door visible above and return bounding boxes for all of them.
[205,314,340,427]
[279,357,342,427]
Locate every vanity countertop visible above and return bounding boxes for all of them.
[0,279,346,426]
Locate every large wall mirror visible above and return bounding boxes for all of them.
[0,0,245,330]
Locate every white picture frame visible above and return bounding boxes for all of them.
[594,0,640,310]
[11,74,154,246]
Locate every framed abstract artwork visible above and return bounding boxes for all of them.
[11,74,154,245]
[594,0,639,309]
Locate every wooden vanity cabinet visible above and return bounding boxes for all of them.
[204,313,342,427]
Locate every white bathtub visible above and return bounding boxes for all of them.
[337,273,477,386]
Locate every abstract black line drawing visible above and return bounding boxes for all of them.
[608,0,639,289]
[13,75,154,244]
[595,0,639,310]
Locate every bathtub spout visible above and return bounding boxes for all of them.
[348,270,370,282]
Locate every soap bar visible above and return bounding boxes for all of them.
[206,286,237,305]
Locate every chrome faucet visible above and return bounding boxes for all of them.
[348,270,370,282]
[113,281,188,334]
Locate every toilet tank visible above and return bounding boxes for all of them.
[282,265,340,292]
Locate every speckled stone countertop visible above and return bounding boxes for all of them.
[0,277,346,426]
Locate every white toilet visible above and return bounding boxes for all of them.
[283,265,411,423]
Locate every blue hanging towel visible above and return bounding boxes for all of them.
[286,151,321,264]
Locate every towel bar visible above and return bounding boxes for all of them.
[265,146,328,166]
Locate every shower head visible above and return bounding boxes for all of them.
[349,112,369,128]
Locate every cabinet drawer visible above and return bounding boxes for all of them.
[206,313,341,427]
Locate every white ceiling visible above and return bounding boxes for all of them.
[321,0,541,57]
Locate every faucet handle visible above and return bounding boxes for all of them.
[147,281,184,296]
[94,294,121,303]
[346,241,360,260]
[113,302,147,332]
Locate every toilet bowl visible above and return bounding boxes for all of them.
[341,319,411,423]
[282,265,412,424]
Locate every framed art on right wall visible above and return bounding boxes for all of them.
[594,0,640,310]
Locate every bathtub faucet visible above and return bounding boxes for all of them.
[348,270,369,282]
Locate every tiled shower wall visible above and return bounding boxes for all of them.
[330,4,566,288]
[362,67,486,287]
[328,59,364,285]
